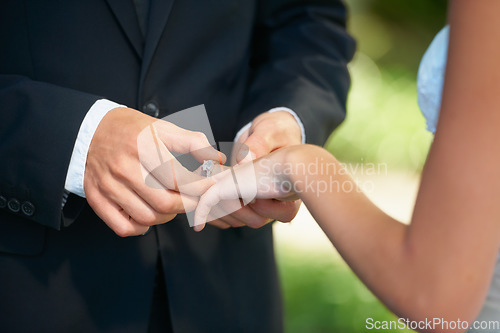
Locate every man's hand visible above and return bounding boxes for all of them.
[84,107,224,237]
[207,110,302,230]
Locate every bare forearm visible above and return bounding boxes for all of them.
[285,145,482,329]
[285,146,410,308]
[195,135,495,328]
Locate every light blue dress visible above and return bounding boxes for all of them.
[418,27,500,331]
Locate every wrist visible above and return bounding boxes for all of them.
[65,99,125,198]
[284,144,335,195]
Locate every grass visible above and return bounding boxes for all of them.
[277,243,415,333]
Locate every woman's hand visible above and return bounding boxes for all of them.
[193,146,301,231]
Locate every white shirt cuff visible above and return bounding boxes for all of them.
[234,107,306,144]
[64,99,125,198]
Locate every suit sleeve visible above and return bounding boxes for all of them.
[0,75,102,230]
[238,0,356,145]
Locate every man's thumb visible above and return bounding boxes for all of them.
[237,134,269,163]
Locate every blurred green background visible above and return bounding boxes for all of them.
[277,1,447,332]
[327,0,447,172]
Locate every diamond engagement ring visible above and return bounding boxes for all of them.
[201,160,216,177]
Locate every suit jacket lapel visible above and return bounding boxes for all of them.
[140,0,175,83]
[106,0,144,58]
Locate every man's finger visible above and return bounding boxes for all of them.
[147,158,216,195]
[87,189,150,237]
[155,121,226,163]
[129,173,200,214]
[250,199,301,223]
[207,220,232,229]
[226,205,273,229]
[139,125,223,194]
[111,185,172,226]
[231,128,251,165]
[237,132,270,162]
[235,111,302,164]
[206,203,247,228]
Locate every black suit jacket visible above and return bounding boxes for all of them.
[0,1,354,332]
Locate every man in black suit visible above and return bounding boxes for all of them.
[0,0,354,332]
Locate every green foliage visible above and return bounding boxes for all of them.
[326,55,433,172]
[324,0,446,171]
[348,0,448,71]
[277,245,415,333]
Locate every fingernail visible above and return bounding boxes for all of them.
[217,151,225,165]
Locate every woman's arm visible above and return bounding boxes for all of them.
[195,0,500,328]
[195,1,500,330]
[286,0,500,328]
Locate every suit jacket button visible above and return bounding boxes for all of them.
[7,198,20,213]
[0,196,6,209]
[143,102,160,118]
[21,201,35,217]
